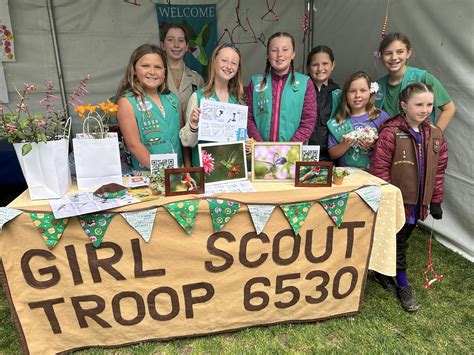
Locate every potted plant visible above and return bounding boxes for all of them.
[149,168,165,196]
[0,76,90,199]
[333,167,350,185]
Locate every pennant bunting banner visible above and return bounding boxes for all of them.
[247,204,276,235]
[318,192,350,227]
[207,198,240,232]
[355,186,381,213]
[164,200,201,235]
[280,202,314,235]
[121,208,158,242]
[0,207,23,234]
[30,213,69,249]
[78,213,115,248]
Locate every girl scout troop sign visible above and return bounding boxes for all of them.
[0,190,376,354]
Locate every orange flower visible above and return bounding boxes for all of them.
[74,103,98,117]
[99,100,119,116]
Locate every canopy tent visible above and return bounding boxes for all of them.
[1,0,472,260]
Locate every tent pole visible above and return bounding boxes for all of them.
[46,0,69,118]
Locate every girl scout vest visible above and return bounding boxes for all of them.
[191,88,238,167]
[327,116,371,169]
[375,66,435,121]
[126,92,182,172]
[251,72,309,141]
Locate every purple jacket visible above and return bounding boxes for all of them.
[246,71,317,142]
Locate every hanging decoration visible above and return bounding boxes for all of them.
[247,204,276,235]
[30,213,69,249]
[380,0,390,38]
[301,11,309,43]
[121,208,158,242]
[318,192,350,227]
[280,201,314,235]
[78,213,115,248]
[164,200,201,235]
[424,220,443,289]
[207,198,240,232]
[0,207,22,233]
[355,186,381,213]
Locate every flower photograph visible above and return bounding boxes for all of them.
[198,141,247,185]
[251,142,302,182]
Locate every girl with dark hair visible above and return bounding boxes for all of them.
[306,45,341,161]
[246,32,316,142]
[116,44,183,174]
[376,32,455,131]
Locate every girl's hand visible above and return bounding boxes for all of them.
[343,137,357,147]
[359,138,375,150]
[190,107,201,128]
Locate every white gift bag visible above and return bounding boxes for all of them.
[73,132,123,189]
[13,139,72,200]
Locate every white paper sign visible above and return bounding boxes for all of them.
[49,192,140,219]
[204,179,255,195]
[0,207,22,233]
[247,204,276,235]
[122,208,157,243]
[150,153,177,174]
[302,145,320,162]
[355,186,381,212]
[198,99,248,142]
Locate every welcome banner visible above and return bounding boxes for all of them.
[156,3,217,80]
[0,191,375,354]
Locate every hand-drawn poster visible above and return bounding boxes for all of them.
[0,0,15,62]
[198,99,248,142]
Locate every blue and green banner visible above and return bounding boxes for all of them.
[156,4,217,80]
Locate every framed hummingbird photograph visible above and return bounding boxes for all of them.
[198,141,248,185]
[295,162,333,187]
[251,142,303,182]
[164,167,205,196]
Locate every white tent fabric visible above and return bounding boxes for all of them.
[3,0,473,260]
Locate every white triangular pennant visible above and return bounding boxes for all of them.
[355,186,381,213]
[121,208,158,242]
[247,204,276,235]
[0,207,23,234]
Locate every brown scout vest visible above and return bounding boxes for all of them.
[389,124,443,205]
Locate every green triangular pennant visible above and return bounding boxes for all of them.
[30,213,70,249]
[318,192,350,227]
[280,202,314,235]
[78,213,115,248]
[164,199,201,235]
[207,198,240,232]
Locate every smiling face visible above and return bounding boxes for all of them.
[161,27,188,62]
[268,36,295,75]
[308,52,335,86]
[401,91,434,129]
[134,53,166,94]
[214,47,240,82]
[347,77,371,115]
[381,40,412,75]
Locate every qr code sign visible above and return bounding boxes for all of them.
[150,153,177,174]
[302,146,320,162]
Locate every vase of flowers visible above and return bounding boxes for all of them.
[0,77,90,200]
[148,168,165,196]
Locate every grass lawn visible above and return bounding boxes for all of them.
[1,227,472,353]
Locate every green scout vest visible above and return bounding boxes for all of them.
[191,88,238,167]
[375,66,435,121]
[251,72,309,141]
[126,92,182,172]
[327,117,371,169]
[329,88,342,120]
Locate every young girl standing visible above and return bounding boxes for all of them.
[376,32,455,131]
[327,72,390,170]
[246,32,316,143]
[116,44,183,175]
[179,43,245,166]
[370,83,448,312]
[306,45,341,161]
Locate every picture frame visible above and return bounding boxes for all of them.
[198,141,248,185]
[251,142,303,182]
[164,167,205,196]
[295,161,333,187]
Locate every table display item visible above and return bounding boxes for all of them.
[295,161,333,187]
[251,142,302,182]
[333,167,350,185]
[165,167,204,196]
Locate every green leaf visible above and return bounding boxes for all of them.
[37,132,48,142]
[19,119,29,129]
[21,143,32,156]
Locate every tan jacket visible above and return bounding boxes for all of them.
[167,65,204,113]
